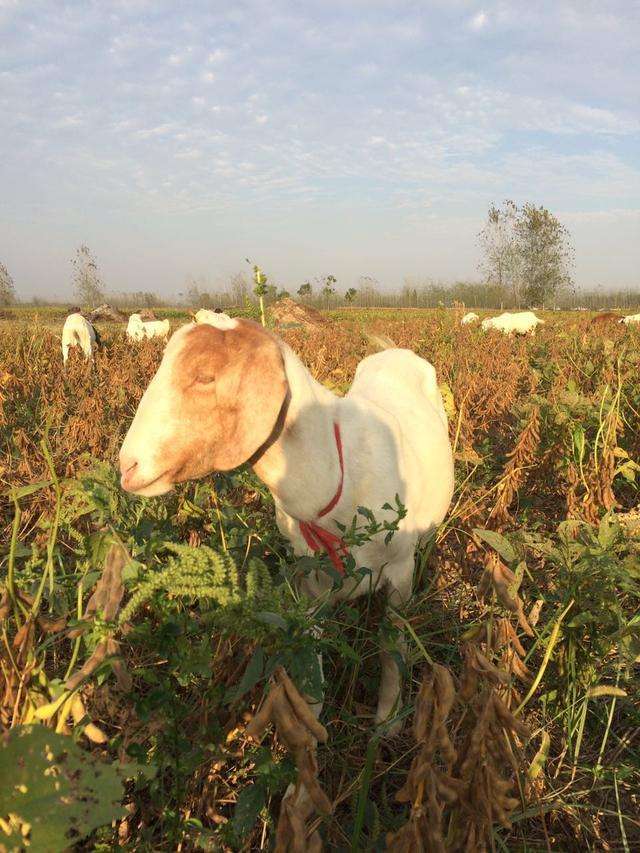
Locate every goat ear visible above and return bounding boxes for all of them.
[209,321,288,470]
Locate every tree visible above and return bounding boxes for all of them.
[320,274,337,309]
[72,245,104,308]
[358,276,380,307]
[297,282,312,300]
[478,201,523,306]
[344,287,358,304]
[265,284,279,303]
[516,203,574,306]
[0,262,16,306]
[230,272,249,305]
[478,201,573,307]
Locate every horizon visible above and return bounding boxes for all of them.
[2,1,639,300]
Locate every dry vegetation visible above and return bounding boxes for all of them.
[1,307,639,851]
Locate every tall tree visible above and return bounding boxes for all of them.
[320,274,337,308]
[72,245,104,308]
[229,272,249,305]
[344,287,358,304]
[478,201,573,307]
[516,203,574,306]
[297,282,312,300]
[0,262,16,306]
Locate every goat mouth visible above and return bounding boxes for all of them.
[121,470,175,496]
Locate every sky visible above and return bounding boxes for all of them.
[1,0,639,299]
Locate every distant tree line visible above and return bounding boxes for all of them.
[1,201,638,312]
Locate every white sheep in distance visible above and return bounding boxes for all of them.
[119,314,454,759]
[194,308,236,328]
[461,312,479,325]
[481,311,544,335]
[126,313,170,341]
[62,313,97,364]
[620,313,640,325]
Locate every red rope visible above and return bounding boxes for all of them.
[298,422,348,575]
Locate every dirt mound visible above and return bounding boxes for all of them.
[269,297,327,330]
[89,303,127,322]
[590,311,620,326]
[136,308,158,321]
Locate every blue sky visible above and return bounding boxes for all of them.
[1,0,639,298]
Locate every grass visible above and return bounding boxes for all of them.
[1,307,639,851]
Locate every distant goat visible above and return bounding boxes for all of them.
[620,313,640,325]
[461,312,479,325]
[126,313,170,341]
[194,308,225,325]
[62,313,97,364]
[481,311,544,335]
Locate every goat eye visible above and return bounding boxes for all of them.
[195,373,215,385]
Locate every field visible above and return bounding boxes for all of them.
[1,307,639,852]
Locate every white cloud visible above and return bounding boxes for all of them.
[469,11,488,31]
[207,48,229,64]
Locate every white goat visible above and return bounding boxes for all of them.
[126,313,170,341]
[61,313,97,364]
[461,312,479,325]
[620,313,640,325]
[481,311,544,335]
[194,308,227,325]
[119,315,453,742]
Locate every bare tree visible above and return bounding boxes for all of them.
[478,201,523,306]
[72,245,104,308]
[0,262,16,306]
[357,275,380,308]
[230,272,249,306]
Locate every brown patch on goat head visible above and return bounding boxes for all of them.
[164,320,288,476]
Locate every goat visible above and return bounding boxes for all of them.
[126,313,170,341]
[461,312,479,325]
[481,311,544,335]
[119,315,454,739]
[194,307,226,325]
[620,313,640,325]
[61,313,97,364]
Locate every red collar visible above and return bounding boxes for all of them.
[298,422,348,576]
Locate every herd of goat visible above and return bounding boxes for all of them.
[61,307,640,365]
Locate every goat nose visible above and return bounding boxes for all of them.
[119,455,138,485]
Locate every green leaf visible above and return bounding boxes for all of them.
[0,725,127,852]
[225,646,264,703]
[254,611,287,631]
[232,780,266,838]
[0,540,31,558]
[7,479,53,499]
[597,517,617,550]
[473,528,517,564]
[527,731,550,780]
[438,382,456,420]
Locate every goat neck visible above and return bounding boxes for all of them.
[252,342,342,521]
